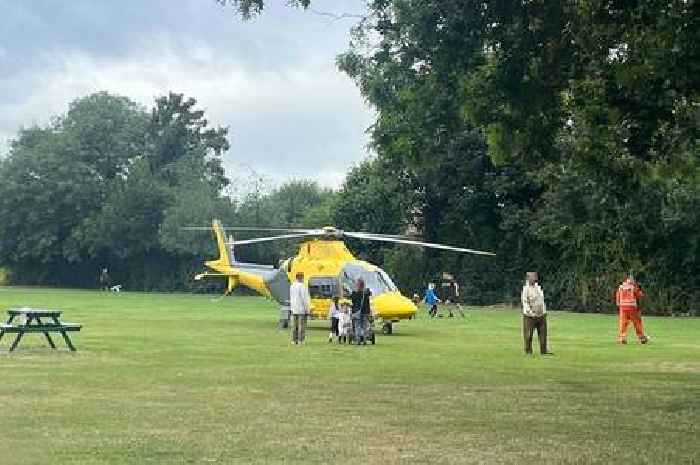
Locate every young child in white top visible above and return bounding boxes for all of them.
[337,302,352,344]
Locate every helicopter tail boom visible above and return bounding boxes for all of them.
[193,220,275,299]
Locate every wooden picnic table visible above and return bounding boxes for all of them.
[0,308,81,352]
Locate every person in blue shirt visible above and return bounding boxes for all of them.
[424,283,441,317]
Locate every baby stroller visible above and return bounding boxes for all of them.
[349,314,376,345]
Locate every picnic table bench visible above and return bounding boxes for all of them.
[0,308,82,352]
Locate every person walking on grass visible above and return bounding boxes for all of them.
[424,283,441,317]
[616,273,649,345]
[290,272,311,345]
[442,279,464,317]
[521,272,554,355]
[350,279,372,345]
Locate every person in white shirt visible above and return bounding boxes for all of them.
[290,272,311,345]
[521,272,553,355]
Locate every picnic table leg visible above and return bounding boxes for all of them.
[51,316,76,351]
[35,317,57,349]
[0,314,16,344]
[8,315,35,352]
[9,332,24,352]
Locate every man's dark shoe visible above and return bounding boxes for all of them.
[542,352,555,356]
[640,336,650,344]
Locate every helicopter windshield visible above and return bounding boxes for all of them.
[340,263,398,297]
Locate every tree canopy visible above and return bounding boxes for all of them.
[332,0,699,312]
[0,92,234,290]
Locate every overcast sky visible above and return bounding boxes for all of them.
[0,0,374,188]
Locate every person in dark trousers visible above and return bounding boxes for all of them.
[424,283,441,317]
[277,302,291,330]
[442,279,464,317]
[327,296,341,343]
[99,268,111,291]
[350,279,372,345]
[521,272,554,355]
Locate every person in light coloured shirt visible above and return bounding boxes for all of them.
[289,272,311,345]
[521,272,553,355]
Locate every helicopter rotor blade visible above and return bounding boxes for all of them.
[183,225,409,239]
[220,227,317,233]
[229,233,317,246]
[182,226,316,233]
[346,232,409,239]
[344,232,496,256]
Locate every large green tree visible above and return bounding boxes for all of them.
[0,91,236,290]
[0,93,147,285]
[61,92,148,180]
[336,1,699,311]
[147,92,230,190]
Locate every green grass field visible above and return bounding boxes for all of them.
[0,287,698,465]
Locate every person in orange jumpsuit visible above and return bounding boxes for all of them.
[615,274,649,344]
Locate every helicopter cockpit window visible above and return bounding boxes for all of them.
[308,277,338,299]
[377,270,398,292]
[340,263,398,297]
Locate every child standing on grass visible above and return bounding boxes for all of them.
[328,296,342,343]
[338,302,352,344]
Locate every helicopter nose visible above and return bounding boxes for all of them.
[372,292,417,320]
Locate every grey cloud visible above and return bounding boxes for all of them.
[0,0,374,188]
[0,0,365,75]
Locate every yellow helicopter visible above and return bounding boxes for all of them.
[189,220,495,334]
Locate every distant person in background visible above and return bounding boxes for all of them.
[442,279,464,317]
[99,268,111,291]
[351,279,372,345]
[521,272,553,355]
[616,273,649,344]
[290,272,311,345]
[424,283,441,317]
[328,296,342,343]
[277,301,291,330]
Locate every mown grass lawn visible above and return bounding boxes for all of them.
[0,287,698,465]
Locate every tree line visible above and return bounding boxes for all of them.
[1,1,698,314]
[329,0,698,314]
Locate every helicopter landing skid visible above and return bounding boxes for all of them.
[381,321,395,335]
